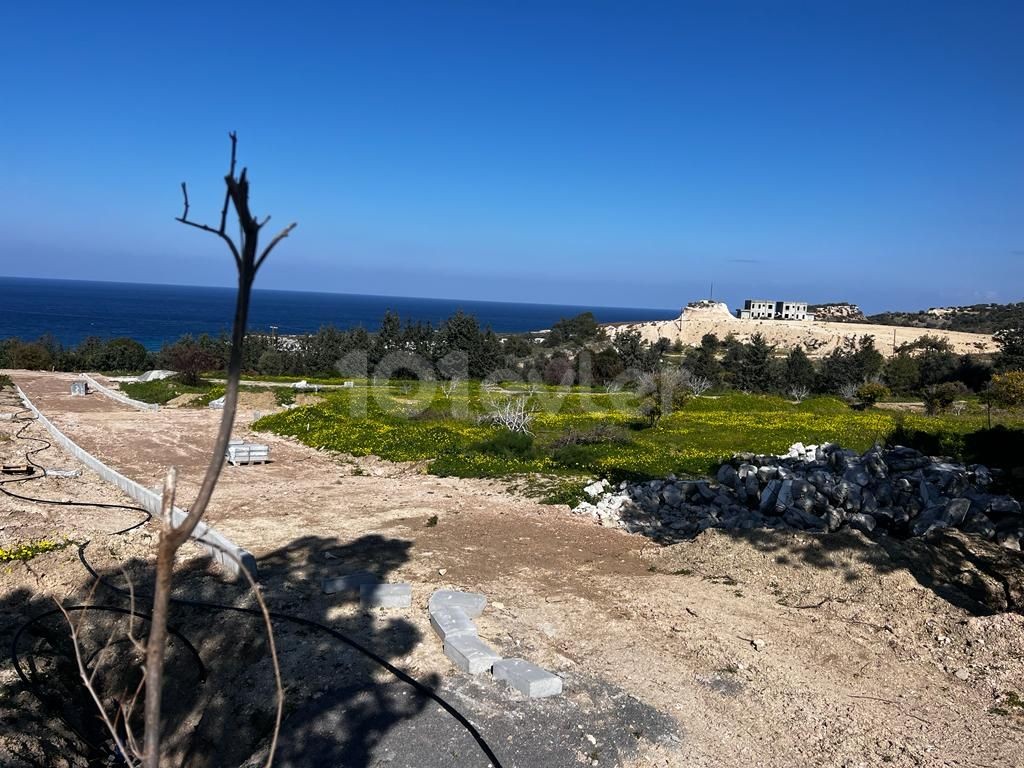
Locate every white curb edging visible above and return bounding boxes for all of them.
[16,385,256,580]
[81,374,160,411]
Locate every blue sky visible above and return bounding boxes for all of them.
[1,1,1021,313]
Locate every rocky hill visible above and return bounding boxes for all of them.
[606,302,997,358]
[866,302,1024,334]
[808,302,866,322]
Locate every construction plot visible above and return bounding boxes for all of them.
[3,369,1023,768]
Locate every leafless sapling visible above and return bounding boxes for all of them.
[141,133,296,767]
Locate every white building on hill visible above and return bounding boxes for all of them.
[737,299,814,321]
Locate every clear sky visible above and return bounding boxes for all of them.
[1,1,1021,313]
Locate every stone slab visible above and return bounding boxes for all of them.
[444,634,501,674]
[322,571,378,595]
[429,605,477,642]
[428,589,487,618]
[492,658,563,698]
[361,583,412,609]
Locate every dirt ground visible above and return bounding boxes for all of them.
[607,303,997,358]
[2,371,1023,767]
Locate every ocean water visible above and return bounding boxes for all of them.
[0,277,678,350]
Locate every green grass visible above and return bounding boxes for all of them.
[120,379,300,408]
[120,378,215,404]
[253,382,1024,505]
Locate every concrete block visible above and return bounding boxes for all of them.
[492,658,563,698]
[429,589,487,618]
[429,605,477,642]
[45,468,82,478]
[322,571,378,595]
[444,634,501,675]
[360,583,412,609]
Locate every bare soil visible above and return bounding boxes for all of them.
[2,371,1023,767]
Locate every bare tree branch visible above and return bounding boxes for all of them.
[56,600,138,766]
[219,131,238,234]
[177,182,243,269]
[142,466,177,765]
[255,223,297,271]
[139,133,295,767]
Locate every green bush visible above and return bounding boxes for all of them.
[548,424,629,448]
[475,430,537,459]
[855,382,890,406]
[0,374,12,390]
[923,382,966,415]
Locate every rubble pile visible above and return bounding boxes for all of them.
[573,443,1023,551]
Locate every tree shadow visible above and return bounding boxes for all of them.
[2,533,444,768]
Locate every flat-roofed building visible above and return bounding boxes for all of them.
[737,300,814,321]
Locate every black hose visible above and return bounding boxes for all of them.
[3,399,505,768]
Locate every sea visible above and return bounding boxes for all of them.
[0,276,679,350]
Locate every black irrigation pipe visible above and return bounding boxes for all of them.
[2,400,505,768]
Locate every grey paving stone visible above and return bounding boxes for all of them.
[492,658,563,698]
[322,571,378,595]
[429,605,477,642]
[443,634,501,674]
[360,583,412,609]
[428,589,487,618]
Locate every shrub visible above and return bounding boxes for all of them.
[0,374,12,390]
[855,382,890,407]
[9,342,53,370]
[548,424,629,449]
[543,355,575,386]
[923,382,966,415]
[987,371,1024,409]
[637,369,691,426]
[474,430,537,459]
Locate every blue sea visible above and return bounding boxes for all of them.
[0,277,678,350]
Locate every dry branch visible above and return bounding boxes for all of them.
[141,133,294,767]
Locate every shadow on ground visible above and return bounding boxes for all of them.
[2,534,436,768]
[2,532,680,768]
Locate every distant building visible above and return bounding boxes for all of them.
[737,300,814,321]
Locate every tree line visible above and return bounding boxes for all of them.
[2,311,1022,400]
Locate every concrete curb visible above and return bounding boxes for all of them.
[16,385,256,580]
[82,374,160,411]
[427,588,563,697]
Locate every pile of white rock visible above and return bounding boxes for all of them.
[573,443,1023,551]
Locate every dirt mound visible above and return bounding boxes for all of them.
[166,392,203,407]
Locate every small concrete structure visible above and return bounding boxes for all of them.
[208,396,226,410]
[70,380,88,396]
[444,634,501,675]
[492,658,563,698]
[225,442,270,466]
[360,583,412,609]
[322,571,378,595]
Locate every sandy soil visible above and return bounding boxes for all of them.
[607,304,997,358]
[2,371,1023,767]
